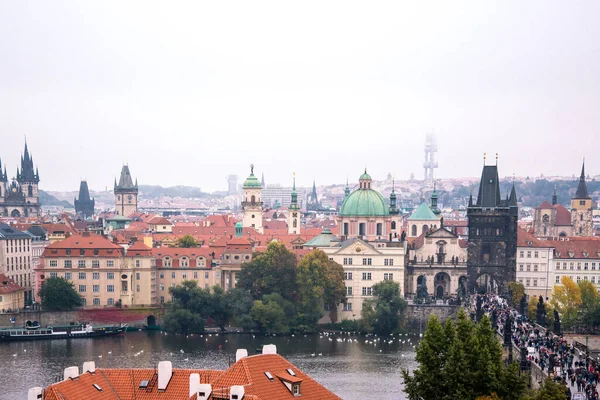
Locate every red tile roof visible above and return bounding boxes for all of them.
[517,228,555,248]
[148,216,173,226]
[552,237,600,259]
[42,234,124,258]
[536,200,553,210]
[125,241,153,257]
[553,204,572,226]
[0,274,23,294]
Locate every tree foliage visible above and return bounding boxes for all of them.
[361,280,407,335]
[522,378,568,400]
[176,234,200,248]
[551,276,582,328]
[38,277,82,311]
[507,281,525,307]
[402,309,527,400]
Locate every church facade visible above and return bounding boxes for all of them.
[0,142,41,218]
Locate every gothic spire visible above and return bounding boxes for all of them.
[574,160,591,199]
[289,173,299,211]
[509,183,518,206]
[344,176,350,197]
[552,185,557,205]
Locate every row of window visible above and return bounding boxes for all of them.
[49,259,116,268]
[519,251,542,258]
[518,278,544,287]
[555,275,600,284]
[343,272,394,281]
[341,257,395,266]
[519,264,540,272]
[159,271,211,280]
[5,239,31,254]
[555,262,597,271]
[81,298,117,306]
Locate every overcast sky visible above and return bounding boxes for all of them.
[0,1,598,192]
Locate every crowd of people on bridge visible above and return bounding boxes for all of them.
[469,293,600,400]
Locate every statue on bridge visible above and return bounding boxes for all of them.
[503,313,513,347]
[536,296,546,326]
[491,309,498,329]
[519,294,527,317]
[476,295,483,322]
[553,310,561,336]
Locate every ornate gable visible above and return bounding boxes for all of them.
[333,238,382,256]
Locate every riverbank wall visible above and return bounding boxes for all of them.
[406,304,459,324]
[0,307,164,328]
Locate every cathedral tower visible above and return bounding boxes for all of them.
[114,165,138,217]
[241,164,263,233]
[571,161,593,236]
[467,159,518,295]
[287,173,300,235]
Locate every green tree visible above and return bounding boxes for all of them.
[296,250,346,325]
[250,299,288,334]
[522,378,567,400]
[237,242,299,302]
[551,276,582,328]
[162,308,204,334]
[507,281,525,307]
[176,234,199,248]
[361,280,407,335]
[38,277,82,311]
[578,280,599,326]
[527,296,538,320]
[227,287,256,331]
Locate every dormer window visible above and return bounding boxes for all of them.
[66,249,71,256]
[583,252,589,258]
[569,252,575,258]
[293,384,300,395]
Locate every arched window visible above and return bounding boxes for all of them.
[163,257,172,267]
[343,223,349,236]
[180,257,189,267]
[251,195,256,205]
[293,219,297,228]
[376,223,382,236]
[391,221,396,230]
[28,185,33,197]
[422,225,428,234]
[359,223,366,236]
[197,257,205,267]
[411,225,417,237]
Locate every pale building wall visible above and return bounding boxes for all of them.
[516,246,554,300]
[157,266,217,304]
[115,192,137,217]
[0,289,24,311]
[242,187,263,233]
[0,237,33,301]
[552,256,600,294]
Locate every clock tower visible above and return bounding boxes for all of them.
[287,173,300,235]
[114,165,138,217]
[241,164,263,234]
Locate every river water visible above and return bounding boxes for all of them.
[0,330,419,399]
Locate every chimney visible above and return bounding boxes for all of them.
[235,349,248,362]
[196,384,212,400]
[230,386,245,400]
[189,373,201,397]
[82,361,96,374]
[63,366,79,381]
[157,361,173,391]
[27,387,43,400]
[262,344,277,355]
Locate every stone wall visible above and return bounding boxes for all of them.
[1,307,164,328]
[407,304,459,324]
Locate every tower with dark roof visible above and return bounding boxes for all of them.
[571,161,593,236]
[114,165,138,217]
[467,160,518,295]
[75,181,95,219]
[0,141,41,217]
[287,173,300,235]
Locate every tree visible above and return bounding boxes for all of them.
[250,299,288,334]
[227,287,256,331]
[163,308,204,334]
[402,309,527,400]
[38,277,82,311]
[522,378,567,400]
[176,234,199,248]
[237,242,299,302]
[507,282,525,307]
[551,276,582,328]
[296,250,346,325]
[361,280,407,335]
[527,296,538,321]
[578,280,599,326]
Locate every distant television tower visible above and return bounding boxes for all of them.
[423,133,438,182]
[226,175,238,195]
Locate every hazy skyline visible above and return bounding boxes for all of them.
[0,1,598,192]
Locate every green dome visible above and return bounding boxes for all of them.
[235,222,243,228]
[339,188,390,217]
[243,173,261,188]
[359,170,372,180]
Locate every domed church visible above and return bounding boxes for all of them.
[338,170,403,241]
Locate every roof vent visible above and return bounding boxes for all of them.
[230,385,245,400]
[93,384,102,392]
[157,361,173,391]
[139,380,149,389]
[63,366,79,381]
[27,387,43,400]
[82,361,96,374]
[264,372,274,381]
[236,349,248,362]
[197,384,212,400]
[286,368,296,376]
[262,344,277,354]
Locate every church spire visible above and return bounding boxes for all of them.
[509,182,518,206]
[289,173,299,211]
[389,179,399,215]
[574,159,591,199]
[430,180,440,215]
[552,185,557,205]
[344,176,350,197]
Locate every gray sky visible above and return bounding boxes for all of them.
[0,1,598,192]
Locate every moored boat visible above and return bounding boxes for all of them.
[0,323,127,341]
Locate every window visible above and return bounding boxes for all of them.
[384,273,394,280]
[92,260,100,268]
[346,286,352,296]
[136,272,140,280]
[163,257,172,267]
[79,272,86,280]
[376,223,382,236]
[293,384,300,395]
[81,298,86,306]
[182,272,187,279]
[50,272,57,278]
[107,272,114,280]
[577,263,582,270]
[92,272,99,280]
[593,263,596,271]
[534,264,538,272]
[160,296,165,304]
[570,263,574,270]
[527,251,531,258]
[135,260,140,268]
[534,251,539,258]
[384,258,393,266]
[584,276,589,281]
[193,272,198,279]
[159,272,164,279]
[64,272,72,280]
[79,285,86,293]
[526,264,531,272]
[533,280,537,287]
[78,260,86,268]
[362,287,373,296]
[343,258,349,265]
[344,272,353,280]
[64,260,72,268]
[136,284,140,292]
[343,303,352,311]
[362,258,372,266]
[362,272,372,280]
[106,260,114,267]
[519,264,524,271]
[519,251,524,258]
[526,279,530,287]
[160,284,165,291]
[556,276,560,283]
[171,272,176,279]
[205,272,209,279]
[107,298,114,305]
[577,276,581,283]
[93,285,100,293]
[49,260,57,267]
[592,276,596,284]
[180,257,189,267]
[107,284,114,293]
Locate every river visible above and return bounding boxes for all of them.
[0,330,419,399]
